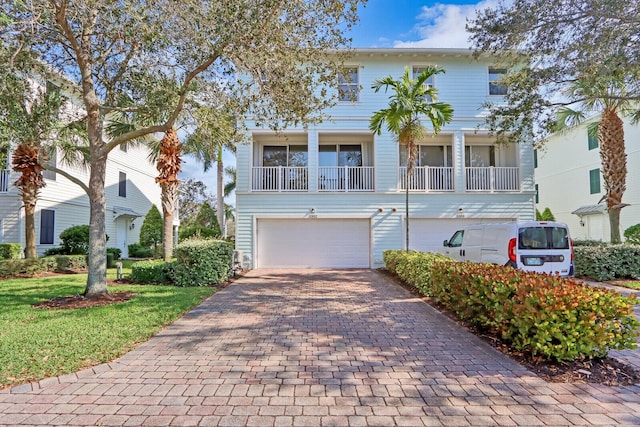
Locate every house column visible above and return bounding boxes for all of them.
[308,130,318,192]
[453,131,465,192]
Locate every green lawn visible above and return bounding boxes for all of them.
[615,281,640,291]
[0,269,215,388]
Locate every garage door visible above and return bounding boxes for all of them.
[409,218,510,253]
[257,219,370,268]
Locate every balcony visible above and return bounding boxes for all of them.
[0,169,9,193]
[318,166,374,192]
[251,166,308,192]
[399,167,454,191]
[465,167,520,191]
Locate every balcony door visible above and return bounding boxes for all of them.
[257,145,308,191]
[319,144,365,190]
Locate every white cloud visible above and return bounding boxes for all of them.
[394,0,502,49]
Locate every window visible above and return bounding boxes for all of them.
[337,66,359,102]
[42,148,57,181]
[0,218,3,243]
[319,144,362,167]
[535,184,539,204]
[119,172,127,197]
[465,145,495,167]
[518,226,569,250]
[447,230,464,247]
[534,149,538,168]
[412,66,435,101]
[262,145,308,167]
[399,145,452,167]
[588,130,598,150]
[40,209,55,245]
[589,169,600,194]
[488,67,507,95]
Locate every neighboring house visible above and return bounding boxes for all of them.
[235,48,536,269]
[535,116,640,242]
[0,82,162,258]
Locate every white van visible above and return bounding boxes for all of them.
[441,221,574,276]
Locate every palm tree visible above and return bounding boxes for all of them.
[555,75,639,243]
[154,128,182,261]
[370,66,454,251]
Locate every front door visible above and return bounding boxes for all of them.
[116,218,129,258]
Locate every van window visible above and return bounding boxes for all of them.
[448,230,464,247]
[518,226,569,250]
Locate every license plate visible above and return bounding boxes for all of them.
[525,257,543,266]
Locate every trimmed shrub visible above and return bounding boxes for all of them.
[572,239,606,247]
[384,251,639,361]
[106,247,122,260]
[128,243,153,258]
[130,260,174,284]
[178,225,220,241]
[384,250,452,296]
[624,223,640,245]
[0,258,49,277]
[139,205,163,250]
[55,255,88,272]
[59,225,91,254]
[0,243,23,260]
[43,247,67,256]
[171,239,233,286]
[574,245,640,281]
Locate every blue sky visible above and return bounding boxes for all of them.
[179,0,496,199]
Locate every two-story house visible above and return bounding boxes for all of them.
[0,78,162,258]
[235,48,536,269]
[535,116,639,241]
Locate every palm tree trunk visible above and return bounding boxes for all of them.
[161,181,178,261]
[599,109,627,243]
[23,191,37,259]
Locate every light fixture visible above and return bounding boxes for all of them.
[378,207,384,212]
[579,219,585,227]
[392,207,397,212]
[129,221,135,230]
[310,208,316,214]
[457,208,464,218]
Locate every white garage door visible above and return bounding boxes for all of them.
[257,219,370,268]
[409,218,511,253]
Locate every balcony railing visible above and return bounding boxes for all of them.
[0,169,9,193]
[399,166,454,191]
[318,166,374,192]
[465,167,520,191]
[251,166,308,192]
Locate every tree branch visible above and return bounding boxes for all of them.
[42,164,90,195]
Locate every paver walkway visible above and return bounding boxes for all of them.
[1,269,640,426]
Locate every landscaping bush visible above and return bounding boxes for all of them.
[383,250,451,296]
[139,205,163,251]
[43,247,67,256]
[59,225,91,254]
[574,245,640,281]
[572,239,606,247]
[171,239,233,286]
[55,255,88,272]
[0,243,23,260]
[624,223,640,245]
[130,260,174,284]
[0,258,50,277]
[128,242,153,258]
[106,247,121,260]
[384,251,639,361]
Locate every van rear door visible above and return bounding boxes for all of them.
[516,224,573,276]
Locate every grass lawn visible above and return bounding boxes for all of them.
[615,281,640,291]
[0,268,215,388]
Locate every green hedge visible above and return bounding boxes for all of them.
[172,239,233,286]
[574,245,640,281]
[0,257,56,277]
[55,255,88,272]
[0,243,23,260]
[384,250,639,361]
[383,250,451,296]
[128,243,153,258]
[130,260,174,284]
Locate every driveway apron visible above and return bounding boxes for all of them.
[1,269,639,426]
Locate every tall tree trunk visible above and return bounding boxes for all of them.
[85,150,108,297]
[599,109,627,243]
[216,146,224,238]
[161,181,178,261]
[11,142,45,259]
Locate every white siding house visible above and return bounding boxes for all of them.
[535,116,640,242]
[0,142,161,258]
[235,48,536,269]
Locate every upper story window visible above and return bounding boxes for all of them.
[534,149,538,168]
[589,168,601,194]
[263,145,308,167]
[337,66,360,102]
[119,171,127,197]
[319,144,363,167]
[488,67,507,96]
[42,148,57,181]
[588,129,599,150]
[39,209,55,245]
[465,145,496,167]
[400,145,452,167]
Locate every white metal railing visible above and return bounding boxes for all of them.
[318,166,374,192]
[399,166,454,191]
[251,166,308,192]
[465,167,520,191]
[0,170,9,193]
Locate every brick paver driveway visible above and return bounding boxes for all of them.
[2,269,640,426]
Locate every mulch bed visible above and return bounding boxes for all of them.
[378,268,640,386]
[32,291,137,309]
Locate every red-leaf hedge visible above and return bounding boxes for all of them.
[384,250,639,361]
